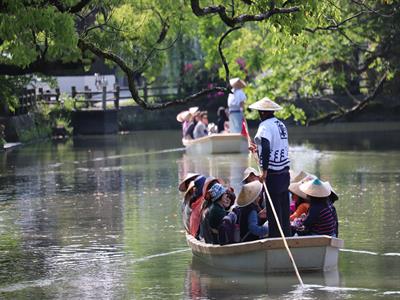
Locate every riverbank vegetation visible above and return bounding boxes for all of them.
[0,1,398,125]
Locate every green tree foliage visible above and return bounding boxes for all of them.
[0,0,398,120]
[195,1,399,123]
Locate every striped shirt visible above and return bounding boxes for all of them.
[254,117,290,171]
[303,200,338,236]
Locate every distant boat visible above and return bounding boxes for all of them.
[182,133,248,155]
[186,233,344,273]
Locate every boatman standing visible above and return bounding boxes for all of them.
[249,97,291,238]
[227,78,247,133]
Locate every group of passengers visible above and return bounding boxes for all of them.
[179,168,339,245]
[177,106,230,140]
[176,77,248,140]
[177,107,211,140]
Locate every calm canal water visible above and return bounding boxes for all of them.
[0,123,399,299]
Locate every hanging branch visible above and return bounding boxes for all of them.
[78,38,227,109]
[218,26,243,87]
[304,11,365,33]
[190,0,299,27]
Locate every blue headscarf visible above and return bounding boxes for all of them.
[209,183,227,202]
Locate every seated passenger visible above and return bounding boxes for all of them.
[236,181,269,242]
[327,181,339,236]
[206,183,231,243]
[242,167,266,222]
[193,111,209,139]
[298,178,339,237]
[199,176,223,242]
[179,173,200,233]
[289,175,315,222]
[179,172,200,193]
[182,181,195,233]
[189,176,206,238]
[289,170,310,213]
[176,110,191,138]
[184,110,200,139]
[217,106,229,133]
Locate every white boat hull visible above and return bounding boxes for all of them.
[186,234,343,273]
[183,133,248,155]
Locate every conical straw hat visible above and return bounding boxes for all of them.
[184,180,195,197]
[299,178,331,198]
[236,181,263,207]
[326,181,339,202]
[176,110,190,122]
[178,172,200,192]
[249,97,283,111]
[289,175,316,199]
[188,106,199,114]
[242,167,261,183]
[229,78,247,89]
[290,170,310,183]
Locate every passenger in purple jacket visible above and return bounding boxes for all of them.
[298,178,338,237]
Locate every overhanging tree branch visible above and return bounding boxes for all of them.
[218,26,242,86]
[304,11,364,33]
[190,0,299,27]
[78,38,228,109]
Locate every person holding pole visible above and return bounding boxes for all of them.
[227,78,247,133]
[248,97,291,237]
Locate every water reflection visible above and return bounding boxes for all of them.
[0,127,399,299]
[184,257,340,299]
[178,153,251,191]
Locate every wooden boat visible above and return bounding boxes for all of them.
[182,133,248,155]
[186,233,344,273]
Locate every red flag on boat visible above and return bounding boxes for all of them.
[241,118,253,149]
[241,119,249,138]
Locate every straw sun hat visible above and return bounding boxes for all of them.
[289,174,317,199]
[176,110,190,123]
[299,178,331,198]
[236,181,263,207]
[290,170,310,183]
[184,180,195,198]
[229,78,247,89]
[326,182,339,202]
[242,167,261,183]
[178,172,200,192]
[189,106,199,114]
[249,97,283,111]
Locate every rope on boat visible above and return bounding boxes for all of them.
[244,119,305,288]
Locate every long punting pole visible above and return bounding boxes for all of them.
[243,119,304,287]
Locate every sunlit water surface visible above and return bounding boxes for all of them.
[0,124,399,299]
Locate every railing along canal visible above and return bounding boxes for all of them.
[17,84,178,114]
